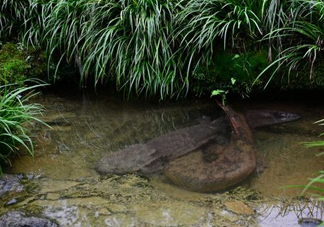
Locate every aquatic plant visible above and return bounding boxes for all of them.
[300,171,324,197]
[0,81,46,173]
[300,119,324,198]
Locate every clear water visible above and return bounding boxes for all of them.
[2,90,324,226]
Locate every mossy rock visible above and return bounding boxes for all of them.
[0,42,48,85]
[0,43,28,85]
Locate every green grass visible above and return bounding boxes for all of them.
[255,0,324,88]
[80,0,185,98]
[19,0,187,99]
[0,0,32,40]
[2,0,324,98]
[0,81,46,173]
[300,170,324,198]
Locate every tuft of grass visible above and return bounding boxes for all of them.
[300,171,324,198]
[3,0,324,98]
[80,0,185,99]
[254,0,324,88]
[174,0,267,94]
[21,0,186,99]
[0,0,31,40]
[291,118,324,201]
[0,81,47,173]
[176,0,264,63]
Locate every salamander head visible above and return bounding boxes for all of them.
[245,110,300,128]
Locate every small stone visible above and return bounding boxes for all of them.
[5,198,18,206]
[219,210,239,222]
[26,174,35,180]
[298,217,323,227]
[224,201,254,215]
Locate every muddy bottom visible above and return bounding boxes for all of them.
[1,91,324,226]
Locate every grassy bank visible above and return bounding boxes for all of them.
[1,0,324,99]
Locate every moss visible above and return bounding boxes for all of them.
[0,42,48,85]
[0,43,28,85]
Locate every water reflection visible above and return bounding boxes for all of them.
[258,200,324,227]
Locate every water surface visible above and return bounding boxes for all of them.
[2,90,324,226]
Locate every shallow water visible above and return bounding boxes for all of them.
[2,90,324,226]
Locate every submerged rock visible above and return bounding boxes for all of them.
[0,211,58,227]
[224,201,254,215]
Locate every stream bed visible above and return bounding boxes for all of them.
[1,90,324,226]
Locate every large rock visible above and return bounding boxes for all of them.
[0,211,58,227]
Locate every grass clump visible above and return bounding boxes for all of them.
[20,0,186,99]
[301,121,324,198]
[3,0,324,98]
[0,81,46,173]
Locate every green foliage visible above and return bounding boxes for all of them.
[176,0,265,78]
[0,0,50,43]
[192,50,269,96]
[177,0,263,50]
[0,0,25,39]
[301,170,324,197]
[21,0,186,99]
[211,78,236,105]
[256,0,324,88]
[81,0,184,98]
[2,0,324,98]
[0,81,46,173]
